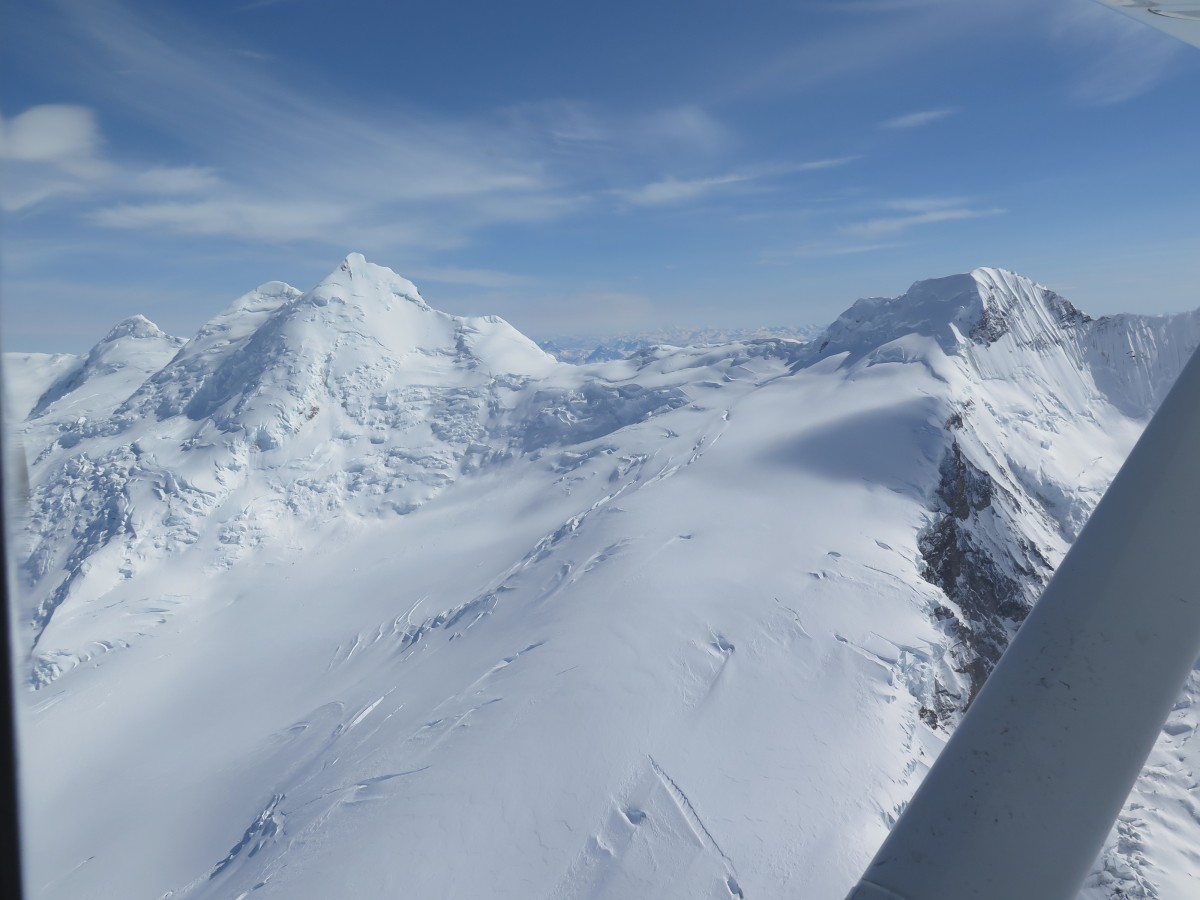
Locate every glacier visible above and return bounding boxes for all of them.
[5,255,1199,899]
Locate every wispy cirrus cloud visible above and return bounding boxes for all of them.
[880,107,959,129]
[616,173,750,207]
[796,156,859,171]
[841,198,1005,239]
[615,157,858,208]
[762,195,1003,262]
[18,0,752,257]
[1,104,108,211]
[89,199,357,243]
[0,103,226,212]
[500,100,732,165]
[760,240,901,263]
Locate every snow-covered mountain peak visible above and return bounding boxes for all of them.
[967,266,1090,347]
[246,254,553,378]
[222,280,301,318]
[815,271,984,359]
[76,313,184,384]
[105,256,555,436]
[305,252,430,314]
[813,266,1090,360]
[28,313,185,422]
[99,314,172,344]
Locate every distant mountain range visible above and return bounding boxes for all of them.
[6,256,1199,900]
[539,325,821,364]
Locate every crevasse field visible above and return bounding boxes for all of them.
[7,256,1200,899]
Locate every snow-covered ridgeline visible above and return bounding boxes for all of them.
[540,324,820,364]
[6,259,1199,900]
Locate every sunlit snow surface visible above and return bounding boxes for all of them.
[6,257,1199,899]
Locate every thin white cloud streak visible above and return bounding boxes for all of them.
[760,192,988,261]
[1,176,90,214]
[501,101,732,166]
[615,157,858,208]
[89,199,358,243]
[87,183,590,254]
[617,174,749,207]
[880,107,959,129]
[842,206,1005,239]
[883,196,971,213]
[791,157,859,172]
[760,240,901,263]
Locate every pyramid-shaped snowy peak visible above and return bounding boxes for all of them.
[812,268,1089,359]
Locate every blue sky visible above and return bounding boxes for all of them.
[3,0,1200,352]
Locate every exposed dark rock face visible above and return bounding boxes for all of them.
[1043,290,1092,328]
[968,306,1011,345]
[917,434,1053,723]
[970,285,1092,347]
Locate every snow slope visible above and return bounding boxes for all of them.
[6,259,1199,900]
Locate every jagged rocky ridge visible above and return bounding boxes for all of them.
[7,259,1200,900]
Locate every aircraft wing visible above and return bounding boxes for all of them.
[1094,1,1200,48]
